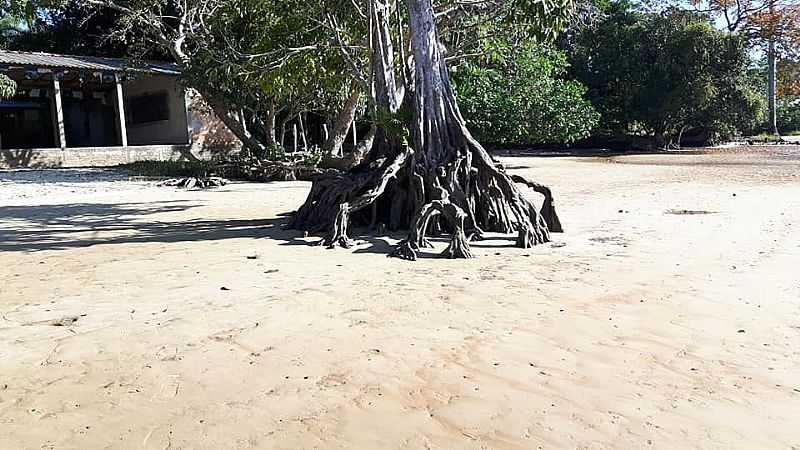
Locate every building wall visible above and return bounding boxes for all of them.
[124,75,190,146]
[0,144,211,169]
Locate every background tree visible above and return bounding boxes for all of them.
[0,1,27,97]
[775,58,800,134]
[777,58,800,98]
[452,39,599,146]
[688,0,800,135]
[184,0,355,155]
[86,0,370,163]
[2,0,141,56]
[568,2,764,146]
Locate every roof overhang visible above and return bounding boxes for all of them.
[0,50,181,76]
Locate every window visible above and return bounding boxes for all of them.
[127,92,169,125]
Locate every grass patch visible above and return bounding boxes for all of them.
[117,160,217,178]
[748,131,800,141]
[749,133,782,141]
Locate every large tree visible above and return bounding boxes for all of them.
[290,0,571,259]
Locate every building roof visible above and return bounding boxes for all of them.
[0,50,181,76]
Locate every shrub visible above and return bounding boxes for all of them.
[452,42,599,146]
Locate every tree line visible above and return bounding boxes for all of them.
[1,0,798,150]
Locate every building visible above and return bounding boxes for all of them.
[0,50,194,168]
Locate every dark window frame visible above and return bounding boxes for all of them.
[126,91,170,125]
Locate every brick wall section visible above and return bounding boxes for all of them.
[0,145,210,169]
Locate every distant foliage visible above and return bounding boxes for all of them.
[777,59,800,98]
[453,43,599,145]
[0,74,15,98]
[568,3,765,146]
[746,59,800,134]
[777,98,800,133]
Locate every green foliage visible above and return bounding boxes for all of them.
[568,2,765,145]
[248,144,287,162]
[2,0,140,57]
[243,143,321,168]
[187,0,352,119]
[301,146,323,168]
[513,0,578,42]
[0,9,25,42]
[452,42,599,145]
[777,98,800,134]
[0,73,15,98]
[438,0,579,48]
[374,108,411,141]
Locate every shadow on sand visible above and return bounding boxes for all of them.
[0,199,521,258]
[0,168,132,185]
[0,201,287,252]
[0,200,421,255]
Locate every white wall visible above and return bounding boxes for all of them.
[124,75,189,146]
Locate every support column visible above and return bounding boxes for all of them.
[53,75,66,149]
[115,73,128,147]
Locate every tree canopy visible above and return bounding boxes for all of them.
[568,2,765,145]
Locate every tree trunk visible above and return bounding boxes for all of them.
[389,0,555,259]
[264,101,278,148]
[278,114,293,148]
[203,93,266,155]
[299,113,308,151]
[323,81,361,158]
[293,123,298,153]
[767,39,779,136]
[370,0,402,115]
[290,0,561,259]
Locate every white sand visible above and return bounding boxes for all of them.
[1,150,799,449]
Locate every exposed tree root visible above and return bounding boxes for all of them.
[323,203,355,248]
[293,137,560,259]
[389,198,473,260]
[217,158,322,182]
[160,177,228,189]
[510,175,563,233]
[309,144,412,248]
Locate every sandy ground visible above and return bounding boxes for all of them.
[1,149,799,450]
